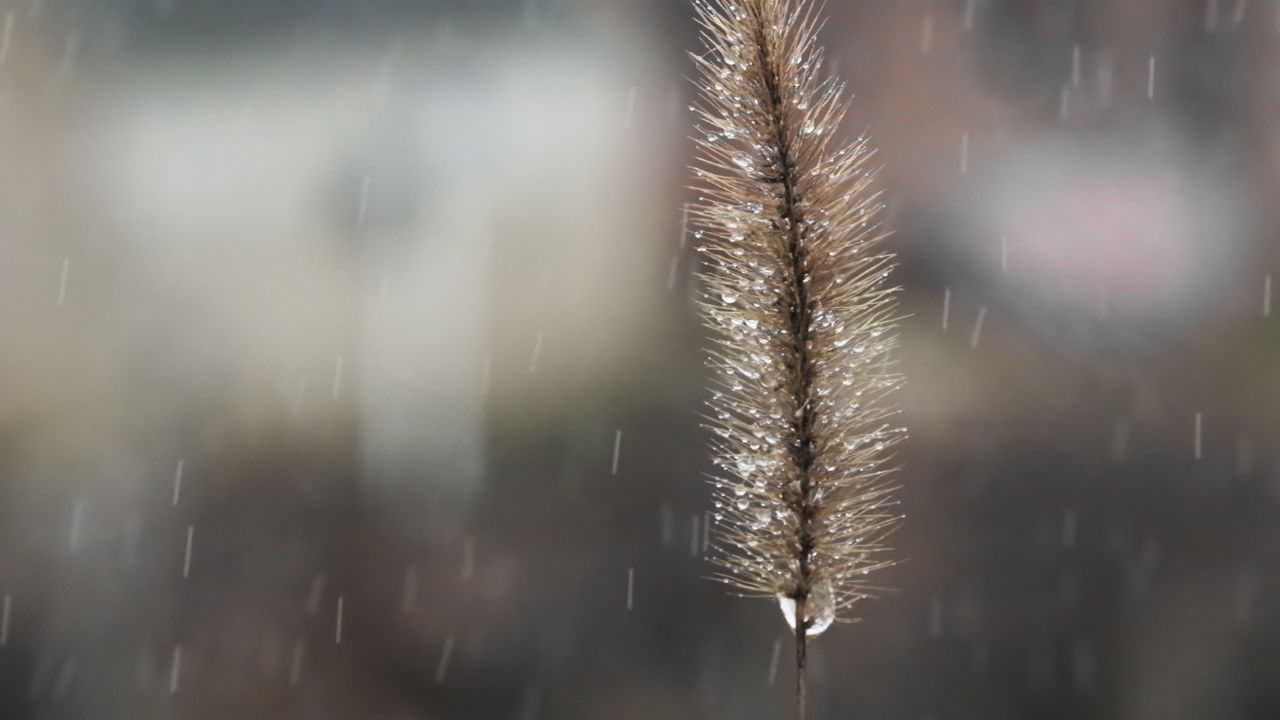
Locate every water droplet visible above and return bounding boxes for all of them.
[777,578,836,636]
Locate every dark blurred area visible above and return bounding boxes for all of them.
[0,0,1278,718]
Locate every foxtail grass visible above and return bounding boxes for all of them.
[689,1,905,715]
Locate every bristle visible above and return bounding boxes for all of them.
[690,0,904,634]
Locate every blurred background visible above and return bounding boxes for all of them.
[0,0,1277,718]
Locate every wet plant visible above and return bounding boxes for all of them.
[688,0,905,716]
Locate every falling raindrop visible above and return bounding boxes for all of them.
[182,525,194,579]
[168,645,182,694]
[306,575,324,617]
[0,13,12,65]
[68,500,83,553]
[679,204,690,249]
[172,459,184,506]
[57,257,69,306]
[288,640,304,687]
[356,177,371,227]
[1232,0,1249,25]
[434,634,456,684]
[335,596,344,644]
[969,306,987,349]
[767,636,783,685]
[528,332,544,373]
[52,658,76,700]
[690,514,701,558]
[612,429,623,476]
[0,593,9,646]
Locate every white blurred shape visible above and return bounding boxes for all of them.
[972,132,1240,321]
[72,37,662,510]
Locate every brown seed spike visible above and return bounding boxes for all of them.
[689,0,905,715]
